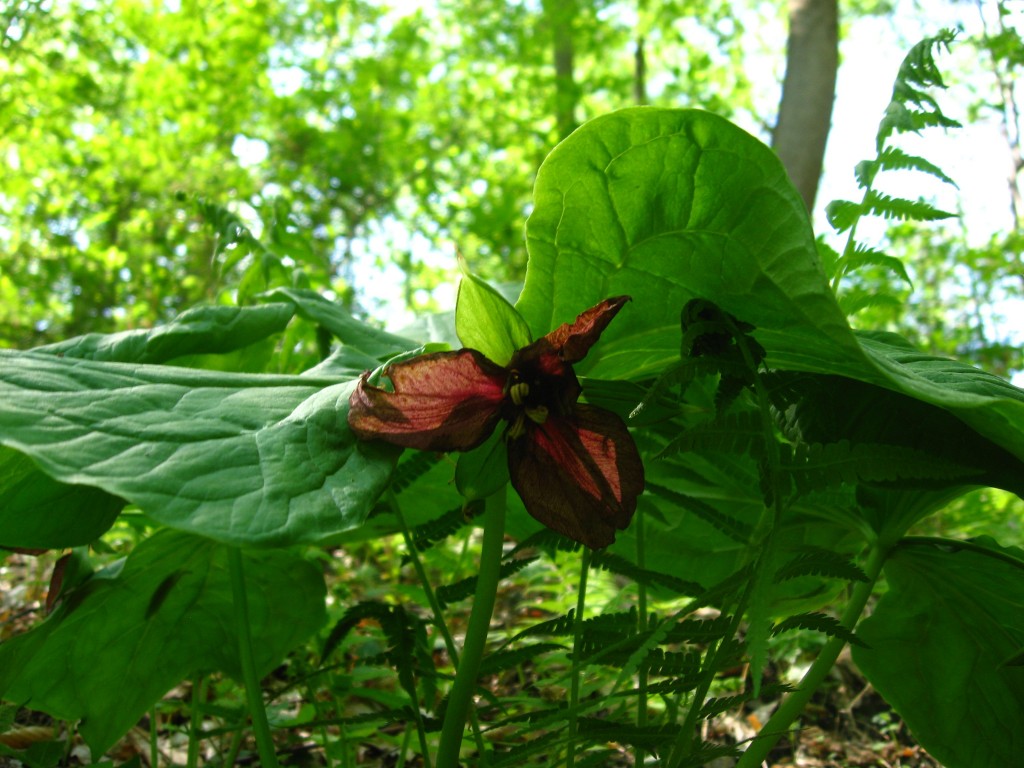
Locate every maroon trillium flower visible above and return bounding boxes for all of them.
[348,296,645,549]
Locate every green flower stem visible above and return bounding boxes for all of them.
[227,546,280,768]
[186,676,204,768]
[635,511,649,768]
[734,540,887,768]
[566,547,592,768]
[388,489,477,765]
[435,488,507,768]
[389,491,461,666]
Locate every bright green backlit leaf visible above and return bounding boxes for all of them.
[456,267,532,366]
[0,530,326,756]
[518,107,1024,474]
[31,303,296,364]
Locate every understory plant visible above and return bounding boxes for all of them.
[1,31,1022,768]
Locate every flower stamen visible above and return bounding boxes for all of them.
[509,380,529,406]
[526,405,548,425]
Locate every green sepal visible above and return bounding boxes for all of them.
[455,429,510,501]
[455,264,532,366]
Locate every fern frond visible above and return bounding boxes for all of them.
[837,288,905,317]
[507,528,582,558]
[629,356,730,419]
[746,549,777,695]
[664,615,734,644]
[825,199,862,233]
[656,408,764,459]
[776,547,869,584]
[391,450,443,493]
[647,482,753,544]
[478,643,567,675]
[581,607,640,640]
[842,243,914,287]
[590,551,704,595]
[631,676,704,697]
[699,683,794,720]
[876,29,960,150]
[321,600,433,705]
[780,440,982,494]
[437,557,536,608]
[578,718,681,750]
[488,731,563,767]
[771,611,867,647]
[332,706,418,728]
[863,190,956,224]
[575,749,628,768]
[407,506,467,553]
[816,239,842,281]
[857,146,958,189]
[676,743,744,768]
[641,647,703,678]
[509,609,577,642]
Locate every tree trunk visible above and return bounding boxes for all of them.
[542,0,579,140]
[772,0,839,212]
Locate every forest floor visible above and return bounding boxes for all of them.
[0,550,943,768]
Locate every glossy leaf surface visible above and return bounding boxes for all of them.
[0,351,397,546]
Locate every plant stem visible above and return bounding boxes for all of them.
[734,540,888,768]
[389,491,483,763]
[389,491,462,666]
[187,676,205,768]
[150,703,160,768]
[435,488,507,768]
[227,546,280,768]
[635,510,648,768]
[566,548,592,768]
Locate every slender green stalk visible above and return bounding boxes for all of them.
[635,510,648,768]
[150,703,160,768]
[306,681,335,768]
[186,676,205,768]
[224,728,244,767]
[566,547,592,768]
[435,489,507,768]
[227,546,280,768]
[389,490,483,763]
[666,584,750,767]
[734,540,887,768]
[388,491,461,666]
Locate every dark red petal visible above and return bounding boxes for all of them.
[348,349,507,452]
[541,296,631,364]
[507,403,644,549]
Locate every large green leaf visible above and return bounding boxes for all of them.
[0,304,303,548]
[264,287,417,359]
[31,303,296,364]
[519,107,856,383]
[518,108,1024,468]
[0,448,123,549]
[0,530,327,756]
[853,539,1024,768]
[0,351,398,546]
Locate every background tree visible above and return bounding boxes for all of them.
[772,0,839,210]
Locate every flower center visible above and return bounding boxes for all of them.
[505,373,549,439]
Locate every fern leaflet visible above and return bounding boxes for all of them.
[771,611,867,648]
[436,557,536,607]
[776,547,869,584]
